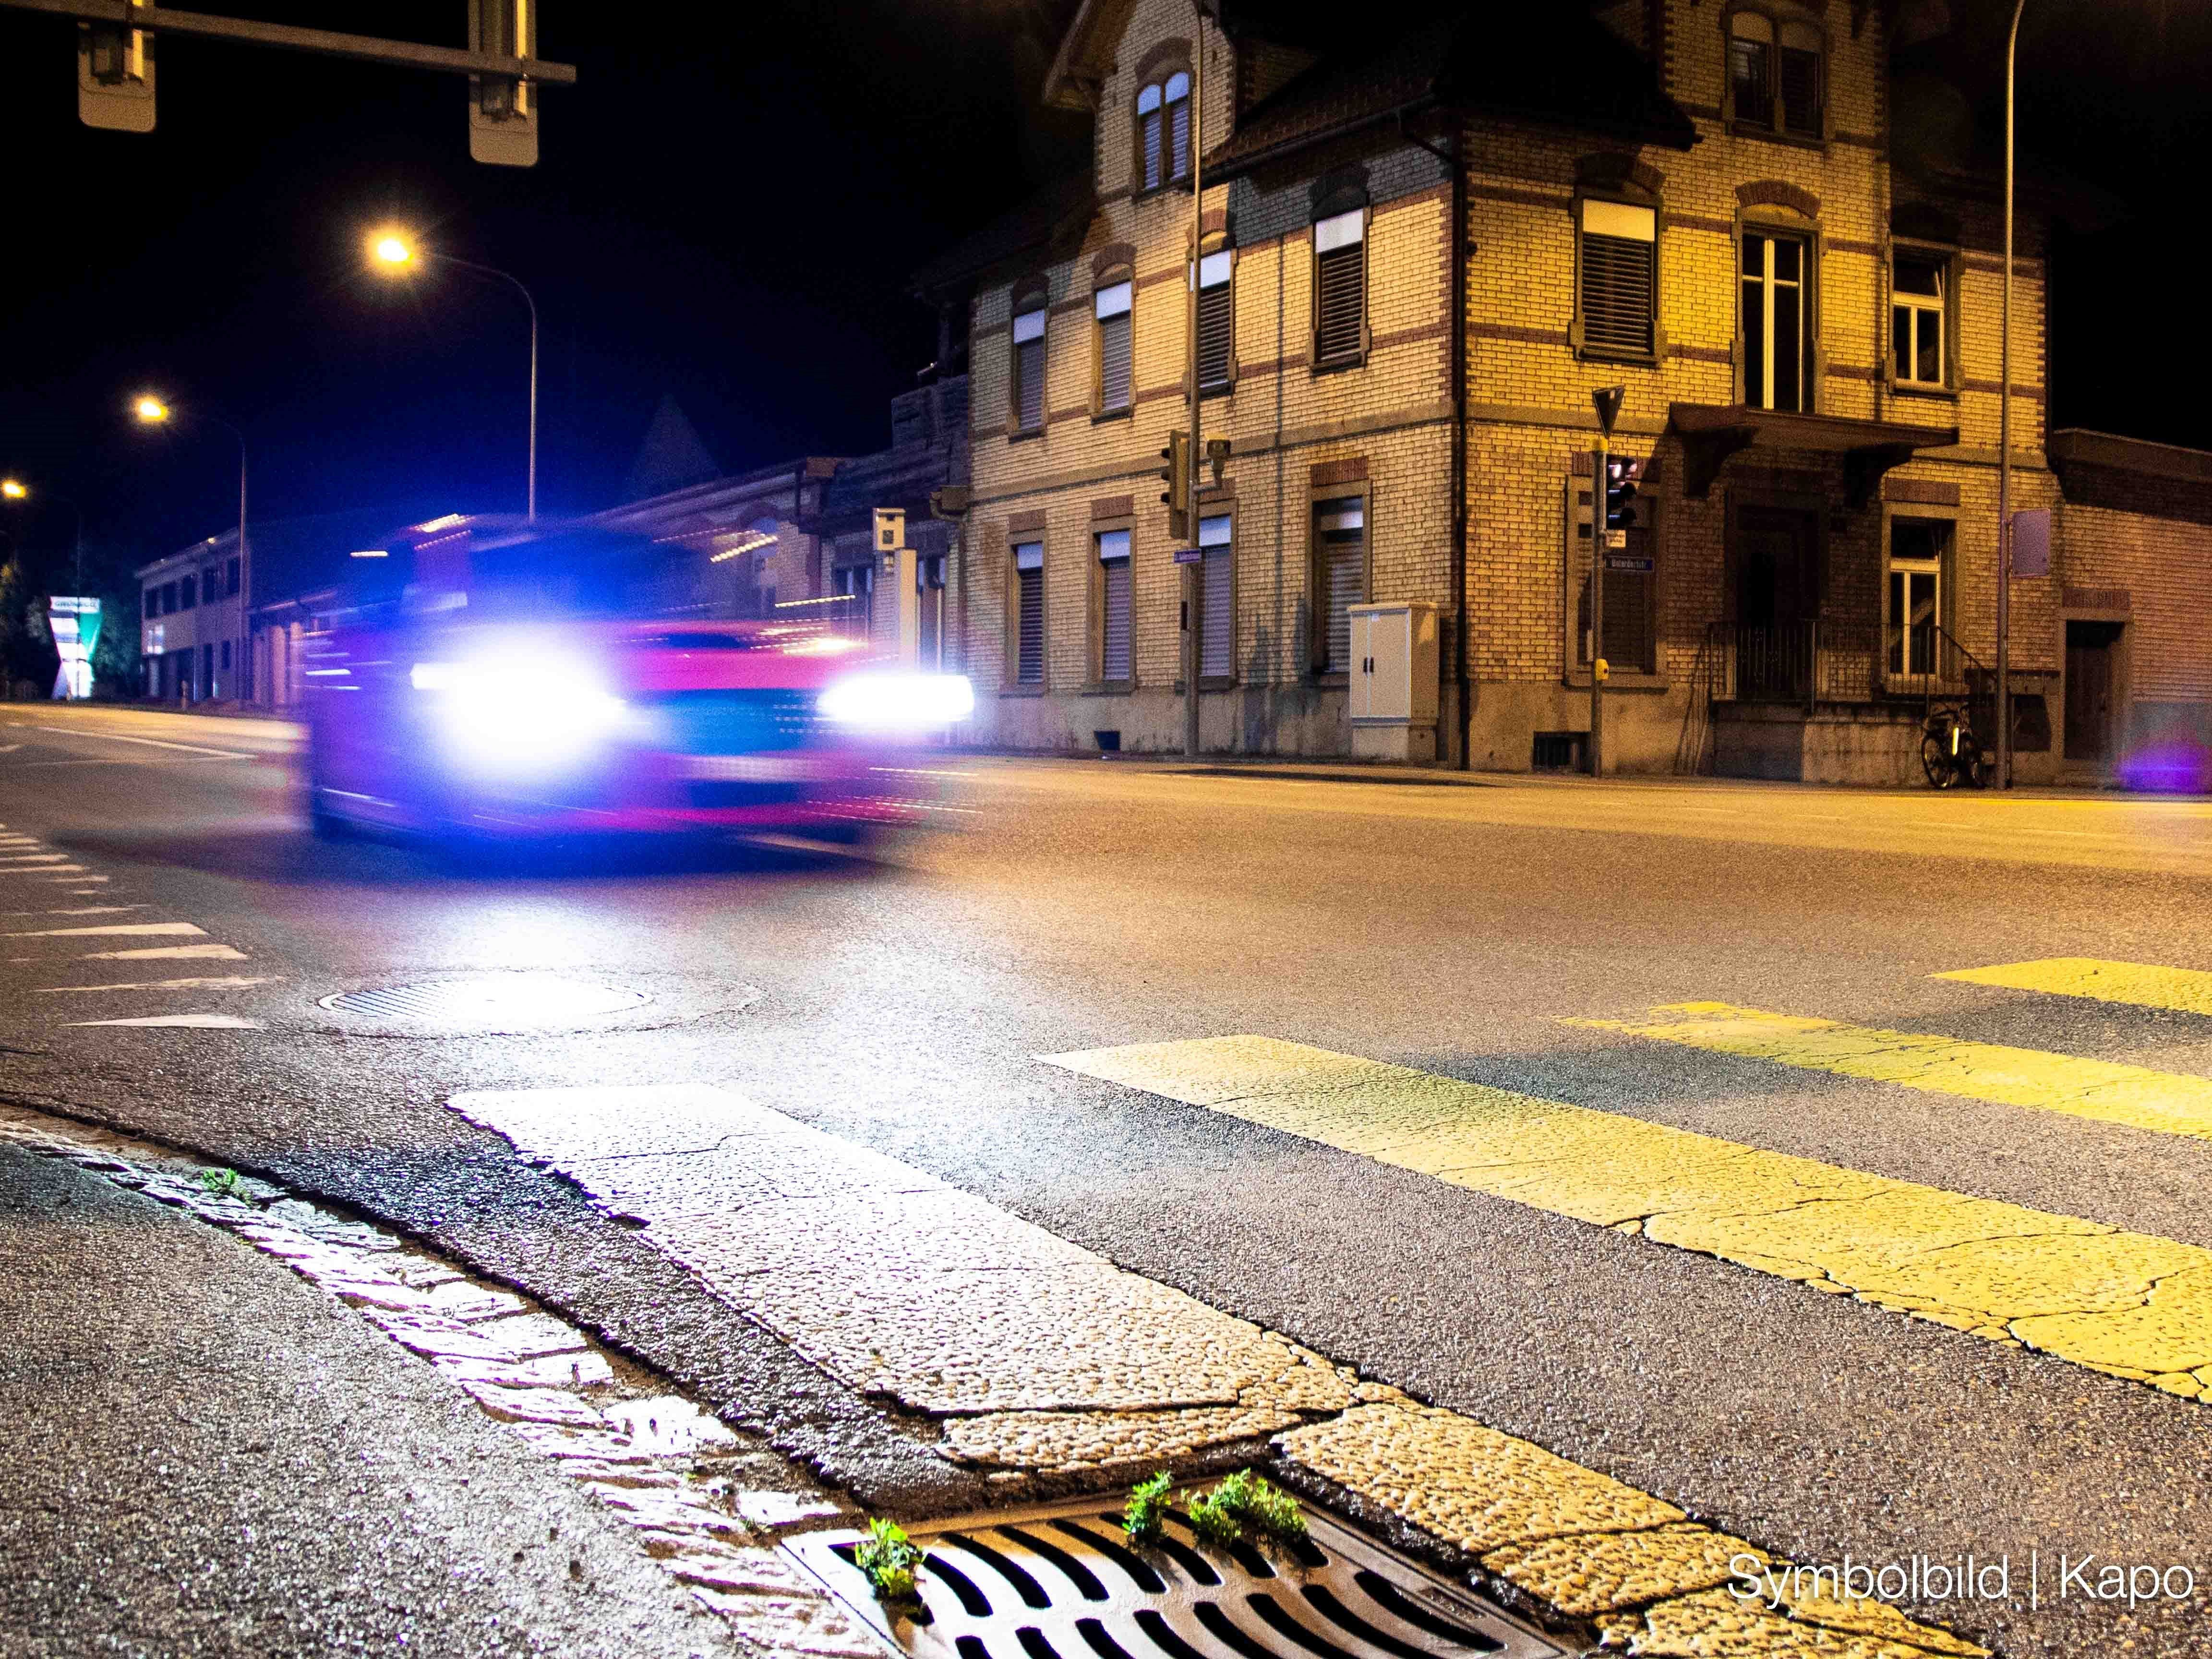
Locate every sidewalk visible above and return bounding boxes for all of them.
[0,1139,738,1658]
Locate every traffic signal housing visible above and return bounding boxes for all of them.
[1159,430,1191,541]
[1602,455,1644,545]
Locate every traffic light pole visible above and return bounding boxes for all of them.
[1589,434,1606,778]
[1180,0,1204,759]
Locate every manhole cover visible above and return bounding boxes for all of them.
[786,1496,1568,1659]
[319,976,651,1031]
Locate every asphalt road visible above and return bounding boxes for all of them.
[4,703,2211,1658]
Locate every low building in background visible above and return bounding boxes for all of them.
[135,534,243,703]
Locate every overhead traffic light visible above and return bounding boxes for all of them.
[1158,429,1191,541]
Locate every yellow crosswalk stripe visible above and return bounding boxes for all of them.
[1937,956,2212,1016]
[1568,1001,2212,1142]
[1041,1035,2212,1401]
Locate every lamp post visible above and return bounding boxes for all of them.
[369,231,540,520]
[1180,3,1206,759]
[133,395,248,700]
[1995,0,2028,790]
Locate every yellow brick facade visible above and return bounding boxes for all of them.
[949,0,2075,779]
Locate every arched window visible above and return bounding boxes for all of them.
[1728,9,1823,138]
[1137,66,1192,191]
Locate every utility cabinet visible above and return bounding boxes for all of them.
[1348,601,1438,763]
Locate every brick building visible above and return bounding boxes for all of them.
[917,0,2115,781]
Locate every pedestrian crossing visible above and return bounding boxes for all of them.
[1043,957,2212,1406]
[0,823,266,1029]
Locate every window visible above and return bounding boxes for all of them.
[220,640,232,671]
[178,576,195,611]
[1886,518,1950,676]
[1094,279,1132,414]
[1579,200,1656,357]
[1730,12,1822,137]
[1194,249,1234,391]
[202,568,218,603]
[1742,231,1813,412]
[1136,68,1191,192]
[1012,540,1045,685]
[1728,13,1772,129]
[1198,512,1234,679]
[1892,252,1947,387]
[1313,209,1366,366]
[227,556,240,597]
[1011,295,1047,433]
[1312,495,1365,673]
[161,580,177,613]
[1096,529,1132,682]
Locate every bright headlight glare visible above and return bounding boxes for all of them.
[817,672,975,732]
[414,653,631,772]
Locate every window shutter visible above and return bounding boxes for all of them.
[1313,211,1366,365]
[1137,83,1163,191]
[1579,201,1655,356]
[1197,276,1233,389]
[1199,513,1233,678]
[1097,529,1132,682]
[1313,495,1365,672]
[1013,304,1046,432]
[1014,541,1045,685]
[1779,48,1822,135]
[1166,71,1190,180]
[1095,281,1132,412]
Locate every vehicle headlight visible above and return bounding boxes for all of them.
[414,653,632,774]
[817,672,975,733]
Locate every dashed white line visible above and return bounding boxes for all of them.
[82,944,249,961]
[5,922,206,938]
[34,977,279,994]
[65,1013,264,1029]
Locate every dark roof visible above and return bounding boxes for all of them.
[912,169,1097,297]
[142,506,420,602]
[1205,11,1697,182]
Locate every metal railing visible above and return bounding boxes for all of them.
[1704,619,1991,718]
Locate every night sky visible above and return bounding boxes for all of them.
[0,0,2202,583]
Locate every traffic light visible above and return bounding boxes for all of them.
[78,7,156,134]
[1158,429,1191,541]
[1602,456,1643,545]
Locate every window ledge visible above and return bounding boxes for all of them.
[1007,425,1046,444]
[1730,121,1826,151]
[1311,355,1368,377]
[1092,407,1132,424]
[999,683,1048,697]
[1082,681,1135,697]
[1889,380,1959,403]
[1578,346,1660,368]
[1198,674,1237,692]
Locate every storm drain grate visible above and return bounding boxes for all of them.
[786,1497,1569,1659]
[319,976,651,1029]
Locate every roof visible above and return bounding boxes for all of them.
[2050,429,2212,485]
[912,169,1098,298]
[1204,10,1697,182]
[138,506,416,601]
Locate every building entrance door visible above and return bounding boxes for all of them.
[2065,620,2123,762]
[1734,505,1818,700]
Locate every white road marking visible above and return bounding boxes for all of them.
[34,976,278,993]
[83,944,249,961]
[23,724,251,760]
[5,922,206,938]
[0,855,68,865]
[0,743,21,753]
[0,866,86,876]
[65,1013,264,1029]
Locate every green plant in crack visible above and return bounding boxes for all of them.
[1122,1469,1173,1547]
[1188,1469,1308,1548]
[854,1516,924,1603]
[198,1167,255,1204]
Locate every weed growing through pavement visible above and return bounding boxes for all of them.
[1123,1470,1173,1546]
[854,1516,923,1603]
[199,1167,255,1204]
[1187,1469,1308,1549]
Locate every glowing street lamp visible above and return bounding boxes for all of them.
[366,226,539,519]
[0,478,24,500]
[132,392,250,699]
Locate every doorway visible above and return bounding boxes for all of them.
[2064,619,2124,763]
[1733,505,1819,699]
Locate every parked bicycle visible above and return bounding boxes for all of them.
[1921,701,1988,789]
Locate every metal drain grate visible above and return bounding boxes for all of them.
[319,976,650,1029]
[786,1497,1568,1659]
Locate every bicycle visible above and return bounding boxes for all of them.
[1920,702,1988,789]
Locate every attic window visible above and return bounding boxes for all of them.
[1138,68,1191,191]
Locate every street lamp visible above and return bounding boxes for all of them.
[367,227,539,520]
[0,478,86,596]
[133,393,249,700]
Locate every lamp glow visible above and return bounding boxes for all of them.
[370,231,417,270]
[0,479,24,500]
[132,395,169,424]
[817,672,975,732]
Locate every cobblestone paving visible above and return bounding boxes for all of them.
[452,1084,1981,1657]
[0,1104,879,1659]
